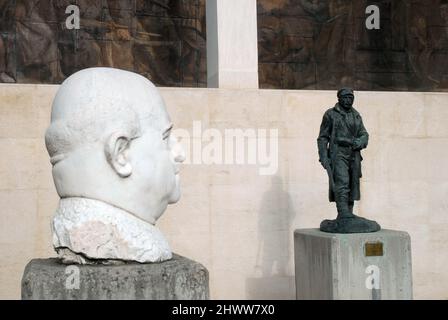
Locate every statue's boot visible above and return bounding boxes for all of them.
[336,201,356,219]
[348,200,359,217]
[320,200,381,233]
[348,201,354,214]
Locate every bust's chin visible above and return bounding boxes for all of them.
[167,175,182,204]
[168,188,181,204]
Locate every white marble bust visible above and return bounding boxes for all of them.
[45,67,185,264]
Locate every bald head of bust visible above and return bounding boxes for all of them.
[45,68,185,225]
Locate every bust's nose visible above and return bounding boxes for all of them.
[174,150,186,163]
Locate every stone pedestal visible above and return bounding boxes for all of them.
[294,229,412,300]
[21,254,209,300]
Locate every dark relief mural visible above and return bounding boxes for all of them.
[258,0,448,91]
[0,0,206,86]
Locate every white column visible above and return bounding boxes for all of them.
[206,0,259,89]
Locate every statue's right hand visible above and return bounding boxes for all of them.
[321,158,331,170]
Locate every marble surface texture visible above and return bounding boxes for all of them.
[53,198,172,264]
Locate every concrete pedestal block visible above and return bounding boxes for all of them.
[21,254,209,300]
[294,229,412,300]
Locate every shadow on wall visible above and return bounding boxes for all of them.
[246,175,296,299]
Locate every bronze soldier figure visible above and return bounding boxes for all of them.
[317,88,380,233]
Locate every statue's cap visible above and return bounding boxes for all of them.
[337,87,354,98]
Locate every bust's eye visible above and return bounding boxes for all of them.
[163,133,171,149]
[162,124,173,142]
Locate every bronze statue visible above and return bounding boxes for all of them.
[317,88,380,233]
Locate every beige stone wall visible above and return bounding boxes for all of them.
[1,84,447,299]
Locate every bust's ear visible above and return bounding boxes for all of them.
[104,132,133,178]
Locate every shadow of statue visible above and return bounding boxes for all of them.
[246,175,297,299]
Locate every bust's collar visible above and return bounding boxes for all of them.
[59,197,156,225]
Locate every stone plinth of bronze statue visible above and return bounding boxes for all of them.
[317,88,380,233]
